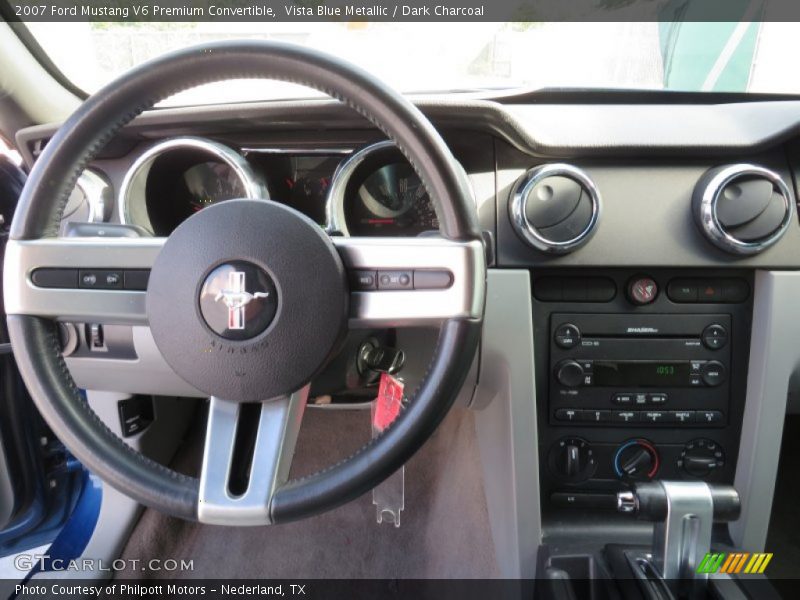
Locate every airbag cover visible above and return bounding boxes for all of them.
[147,199,348,402]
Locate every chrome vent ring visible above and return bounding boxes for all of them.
[508,163,601,254]
[692,164,794,256]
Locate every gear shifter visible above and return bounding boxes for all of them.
[616,481,740,599]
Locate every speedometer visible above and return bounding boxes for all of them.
[184,161,248,213]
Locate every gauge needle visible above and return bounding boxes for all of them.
[367,218,395,224]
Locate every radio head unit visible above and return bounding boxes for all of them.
[549,313,731,427]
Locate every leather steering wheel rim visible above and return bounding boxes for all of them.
[6,41,484,524]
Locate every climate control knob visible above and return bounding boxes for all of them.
[555,360,585,388]
[679,439,725,478]
[614,439,660,481]
[548,437,597,482]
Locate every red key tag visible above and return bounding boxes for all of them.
[372,372,404,432]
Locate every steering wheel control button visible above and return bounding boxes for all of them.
[147,200,348,402]
[123,270,150,291]
[377,270,413,290]
[627,276,658,305]
[413,269,454,290]
[700,361,726,387]
[31,268,78,288]
[554,323,581,349]
[702,324,728,350]
[350,270,377,290]
[79,269,123,289]
[199,261,278,341]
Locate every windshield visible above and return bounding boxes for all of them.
[24,22,800,104]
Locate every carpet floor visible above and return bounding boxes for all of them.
[117,404,500,579]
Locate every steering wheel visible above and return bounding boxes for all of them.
[3,41,486,525]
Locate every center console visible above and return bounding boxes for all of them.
[533,269,753,514]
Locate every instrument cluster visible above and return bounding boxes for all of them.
[115,137,441,238]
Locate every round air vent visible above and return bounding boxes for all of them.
[693,164,794,255]
[509,164,601,254]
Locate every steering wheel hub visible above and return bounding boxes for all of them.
[146,199,348,402]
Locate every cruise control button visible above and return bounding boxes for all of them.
[79,270,123,289]
[350,270,377,290]
[702,324,728,350]
[554,324,581,349]
[377,270,413,290]
[31,268,78,288]
[123,270,150,291]
[612,411,639,423]
[413,270,453,290]
[555,408,580,422]
[695,410,724,425]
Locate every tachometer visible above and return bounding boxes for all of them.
[326,142,441,237]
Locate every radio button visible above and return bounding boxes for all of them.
[555,408,581,422]
[695,410,724,425]
[648,393,668,405]
[642,411,666,423]
[702,324,728,350]
[613,411,639,423]
[613,393,634,405]
[690,376,703,386]
[581,410,611,423]
[554,323,581,349]
[634,393,649,405]
[669,410,695,424]
[700,361,726,387]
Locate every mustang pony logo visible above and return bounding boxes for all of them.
[214,271,269,330]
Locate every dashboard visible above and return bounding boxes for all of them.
[14,95,800,560]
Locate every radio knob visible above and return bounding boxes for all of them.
[555,360,585,387]
[700,361,726,387]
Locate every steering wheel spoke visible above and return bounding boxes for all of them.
[333,236,485,328]
[198,387,309,526]
[3,236,164,325]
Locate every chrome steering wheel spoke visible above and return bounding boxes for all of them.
[198,386,309,526]
[333,236,485,329]
[3,236,164,325]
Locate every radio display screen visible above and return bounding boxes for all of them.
[592,361,692,387]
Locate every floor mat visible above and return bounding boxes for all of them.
[117,405,500,579]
